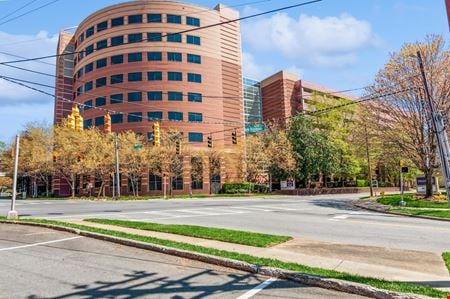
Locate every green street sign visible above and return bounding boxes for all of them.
[133,144,144,150]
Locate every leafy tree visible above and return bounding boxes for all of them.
[366,35,450,197]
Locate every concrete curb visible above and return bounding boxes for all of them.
[0,220,431,299]
[353,200,450,223]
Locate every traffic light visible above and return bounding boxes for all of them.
[232,130,237,145]
[104,113,111,134]
[153,122,161,147]
[176,140,181,155]
[207,135,213,148]
[52,151,58,163]
[67,114,75,129]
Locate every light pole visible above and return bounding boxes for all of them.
[7,135,20,220]
[364,125,374,197]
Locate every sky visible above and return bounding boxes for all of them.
[0,0,448,143]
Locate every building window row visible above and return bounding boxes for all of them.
[81,91,202,106]
[76,72,202,94]
[77,32,201,60]
[78,14,200,43]
[76,52,201,79]
[83,111,203,125]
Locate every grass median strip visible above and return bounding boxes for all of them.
[390,209,450,219]
[443,252,450,274]
[1,218,447,298]
[84,218,291,248]
[377,194,448,208]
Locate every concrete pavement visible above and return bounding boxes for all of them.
[0,223,366,299]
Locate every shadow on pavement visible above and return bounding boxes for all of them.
[26,269,300,299]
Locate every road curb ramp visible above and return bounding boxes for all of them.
[0,220,432,299]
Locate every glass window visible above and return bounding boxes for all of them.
[186,16,200,27]
[188,73,202,83]
[96,39,107,50]
[168,52,182,62]
[147,14,162,23]
[147,91,162,101]
[110,93,123,104]
[97,21,108,32]
[85,26,94,38]
[111,35,124,46]
[110,74,123,84]
[128,14,142,24]
[84,99,92,110]
[188,93,202,102]
[128,33,142,43]
[188,112,203,122]
[128,52,142,62]
[84,81,93,92]
[147,132,154,142]
[189,132,203,142]
[96,58,107,69]
[147,32,162,42]
[168,111,183,121]
[147,71,162,81]
[167,14,182,24]
[128,92,142,102]
[172,176,183,190]
[167,33,182,43]
[148,111,163,120]
[95,97,106,106]
[79,33,85,43]
[187,54,201,64]
[76,86,83,96]
[111,54,123,65]
[111,114,123,124]
[128,112,142,123]
[147,52,162,61]
[111,16,124,27]
[77,68,83,78]
[83,119,92,128]
[128,72,142,82]
[85,44,94,55]
[168,91,183,101]
[149,174,162,191]
[95,116,104,126]
[168,72,182,81]
[85,62,93,73]
[95,77,107,88]
[187,35,201,45]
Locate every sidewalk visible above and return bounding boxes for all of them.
[68,220,450,291]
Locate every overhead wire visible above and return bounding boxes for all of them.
[0,0,63,27]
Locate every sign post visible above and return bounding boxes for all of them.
[7,135,20,220]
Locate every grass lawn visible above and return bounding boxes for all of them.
[0,218,447,298]
[390,209,450,219]
[85,219,291,248]
[443,252,450,274]
[377,194,448,209]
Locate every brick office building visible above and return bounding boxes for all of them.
[54,1,244,196]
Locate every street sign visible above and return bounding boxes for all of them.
[133,144,144,150]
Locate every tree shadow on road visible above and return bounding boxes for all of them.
[26,269,300,299]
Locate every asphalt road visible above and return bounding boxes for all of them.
[0,223,365,299]
[1,194,449,252]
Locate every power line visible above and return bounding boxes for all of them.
[0,0,63,27]
[0,0,324,65]
[0,0,40,22]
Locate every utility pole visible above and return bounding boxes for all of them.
[114,134,120,198]
[364,125,374,197]
[417,51,450,206]
[7,135,20,220]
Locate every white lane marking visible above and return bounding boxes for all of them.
[0,236,82,252]
[237,277,277,299]
[331,215,349,220]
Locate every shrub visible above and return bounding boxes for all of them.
[221,182,268,194]
[357,179,369,187]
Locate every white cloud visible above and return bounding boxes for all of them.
[242,13,378,68]
[242,52,275,80]
[0,30,58,106]
[285,66,304,79]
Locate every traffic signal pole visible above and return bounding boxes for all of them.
[417,51,450,206]
[114,134,121,198]
[7,135,20,220]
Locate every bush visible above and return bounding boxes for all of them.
[221,182,268,194]
[357,179,369,187]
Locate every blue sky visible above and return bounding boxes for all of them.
[0,0,448,143]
